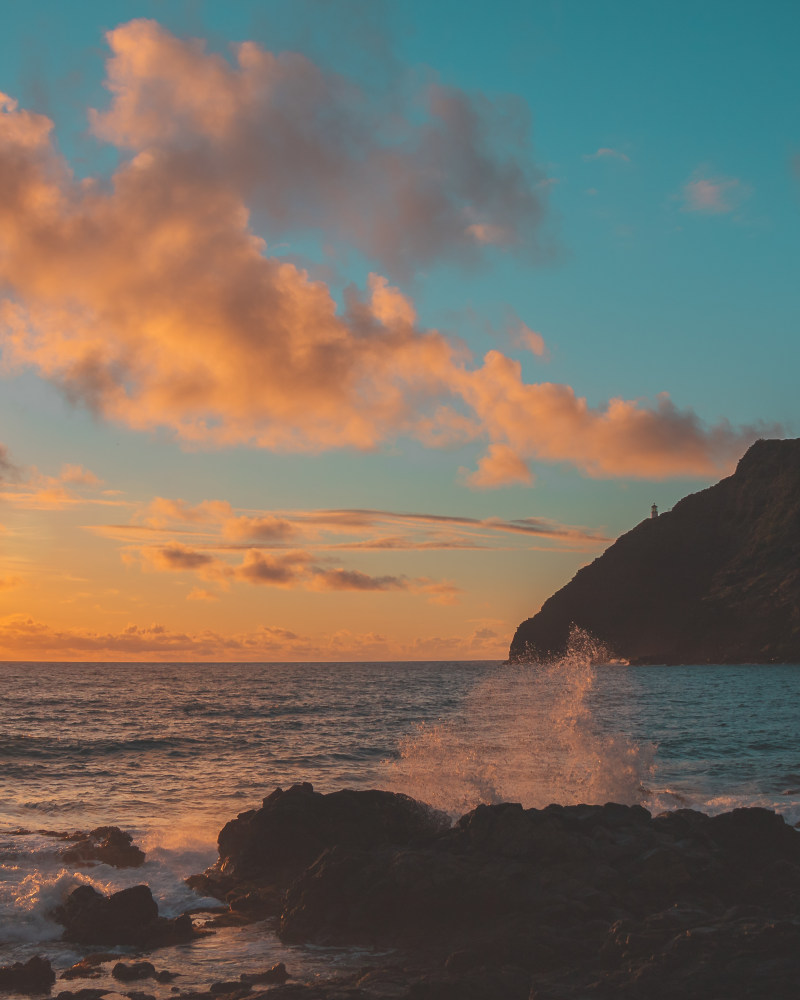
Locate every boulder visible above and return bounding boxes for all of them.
[0,956,55,994]
[51,884,196,948]
[61,827,145,869]
[192,782,448,905]
[111,962,156,982]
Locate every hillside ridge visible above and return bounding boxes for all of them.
[509,438,800,665]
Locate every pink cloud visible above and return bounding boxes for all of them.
[583,147,630,163]
[682,172,747,214]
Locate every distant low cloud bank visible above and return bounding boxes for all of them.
[0,21,773,486]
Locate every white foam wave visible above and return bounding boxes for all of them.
[385,627,655,816]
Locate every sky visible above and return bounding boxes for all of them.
[0,0,797,661]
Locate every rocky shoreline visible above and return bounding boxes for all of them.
[4,783,800,999]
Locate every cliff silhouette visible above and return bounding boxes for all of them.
[509,438,800,665]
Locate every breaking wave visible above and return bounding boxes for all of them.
[385,627,655,816]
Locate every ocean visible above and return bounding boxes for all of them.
[2,651,799,994]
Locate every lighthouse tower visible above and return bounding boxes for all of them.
[651,503,658,519]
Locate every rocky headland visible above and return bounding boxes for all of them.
[8,783,799,1000]
[510,437,800,665]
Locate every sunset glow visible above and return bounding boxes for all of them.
[1,2,796,660]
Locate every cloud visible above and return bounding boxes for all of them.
[88,19,546,276]
[60,464,102,486]
[508,315,547,358]
[187,587,219,601]
[0,25,768,486]
[222,514,299,542]
[464,443,535,488]
[0,460,118,510]
[311,568,406,591]
[0,444,20,482]
[105,499,609,548]
[236,549,311,585]
[583,147,630,162]
[142,542,220,573]
[454,352,775,481]
[682,171,748,214]
[144,498,232,527]
[0,575,21,591]
[0,613,508,661]
[132,540,459,601]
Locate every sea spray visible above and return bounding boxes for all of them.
[385,627,654,815]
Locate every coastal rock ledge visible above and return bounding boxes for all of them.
[510,437,800,665]
[182,782,800,1000]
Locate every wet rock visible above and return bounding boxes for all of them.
[61,827,145,869]
[196,782,448,904]
[406,965,531,1000]
[209,982,250,996]
[228,887,283,916]
[707,807,800,861]
[191,789,800,999]
[0,956,56,994]
[60,961,102,981]
[54,990,107,1000]
[51,884,196,948]
[239,963,289,985]
[112,962,156,982]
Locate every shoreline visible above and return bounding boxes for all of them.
[5,783,800,1000]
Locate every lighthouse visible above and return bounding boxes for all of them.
[651,503,658,519]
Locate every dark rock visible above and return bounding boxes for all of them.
[190,787,800,998]
[707,807,800,862]
[0,956,56,994]
[61,827,145,869]
[406,965,531,1000]
[228,887,283,916]
[112,962,156,982]
[509,437,800,665]
[51,884,196,948]
[216,782,448,884]
[209,982,250,996]
[54,991,107,1000]
[239,963,289,985]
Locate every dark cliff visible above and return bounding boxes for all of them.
[509,438,800,665]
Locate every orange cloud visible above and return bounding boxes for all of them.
[132,541,457,602]
[0,460,117,510]
[60,464,102,485]
[454,351,770,483]
[0,25,772,486]
[222,514,298,542]
[0,613,510,661]
[187,587,219,602]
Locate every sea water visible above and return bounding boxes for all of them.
[1,650,799,993]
